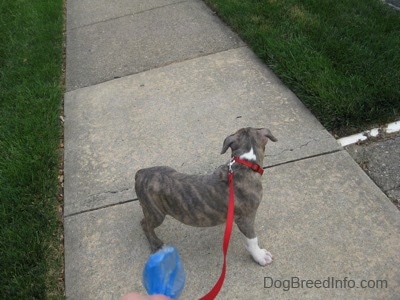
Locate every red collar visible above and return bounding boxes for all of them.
[231,156,264,175]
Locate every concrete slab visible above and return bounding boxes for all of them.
[64,47,340,216]
[64,151,400,299]
[65,0,244,91]
[346,133,400,207]
[66,0,183,29]
[346,134,400,193]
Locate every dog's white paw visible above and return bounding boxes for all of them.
[254,248,273,266]
[245,237,273,266]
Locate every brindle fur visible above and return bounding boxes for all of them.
[135,127,277,253]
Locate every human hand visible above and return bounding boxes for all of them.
[121,292,171,300]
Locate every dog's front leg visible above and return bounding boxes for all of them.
[235,215,273,266]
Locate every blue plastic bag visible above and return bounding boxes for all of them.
[142,246,186,299]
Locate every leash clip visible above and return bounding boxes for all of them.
[228,157,235,173]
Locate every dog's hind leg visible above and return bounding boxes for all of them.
[139,200,166,252]
[235,214,273,266]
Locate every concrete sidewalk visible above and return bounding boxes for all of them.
[63,1,400,299]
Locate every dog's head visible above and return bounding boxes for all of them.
[221,127,277,163]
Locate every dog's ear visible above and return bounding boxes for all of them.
[258,128,277,143]
[221,134,236,154]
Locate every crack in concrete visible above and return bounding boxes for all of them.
[87,187,132,198]
[266,138,319,158]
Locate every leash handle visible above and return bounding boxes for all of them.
[199,171,235,300]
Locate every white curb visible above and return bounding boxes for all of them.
[337,121,400,147]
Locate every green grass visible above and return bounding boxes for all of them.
[0,0,64,298]
[205,0,400,133]
[0,0,398,298]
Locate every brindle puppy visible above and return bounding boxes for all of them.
[135,127,277,266]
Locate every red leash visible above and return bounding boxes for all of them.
[199,170,234,300]
[199,157,263,300]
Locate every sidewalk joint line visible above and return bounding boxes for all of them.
[264,149,343,169]
[65,150,343,218]
[64,198,138,218]
[65,45,246,92]
[68,0,189,30]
